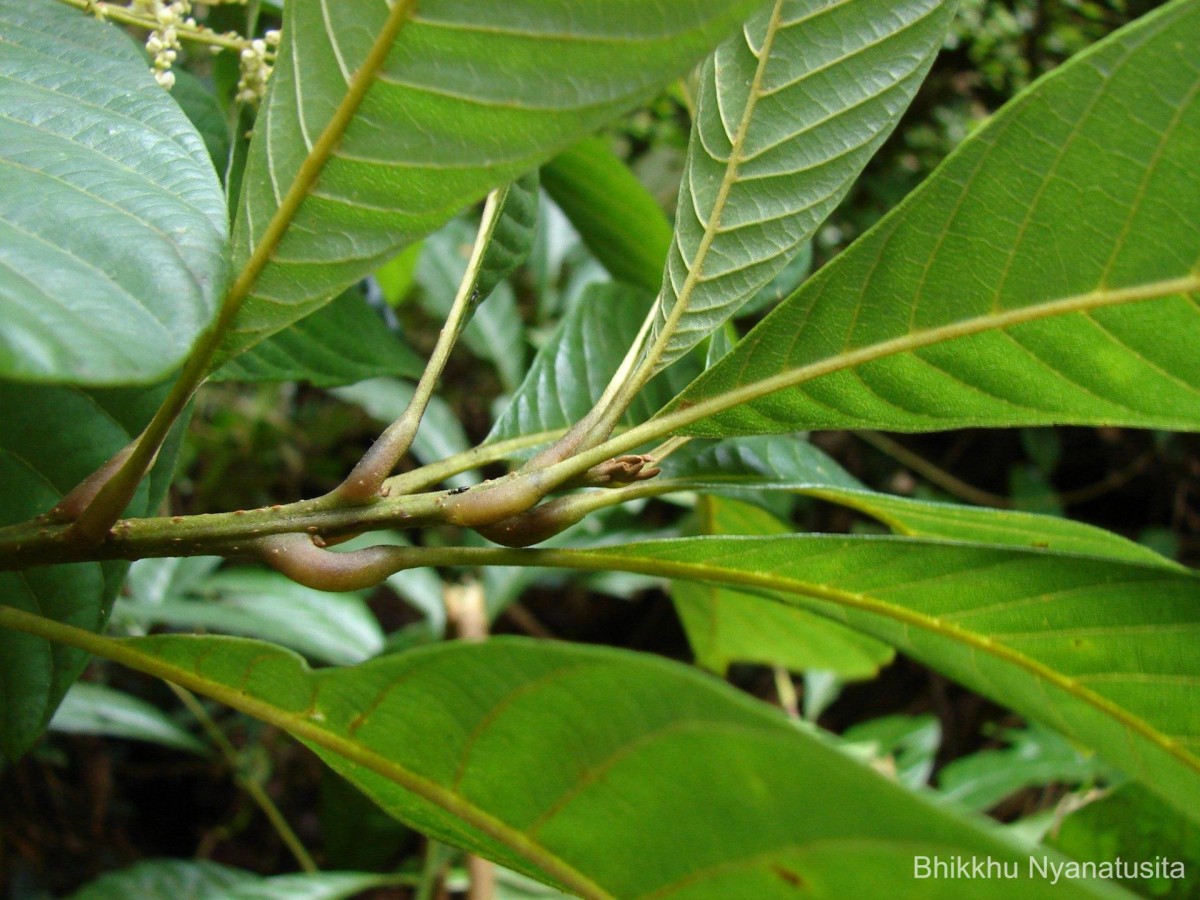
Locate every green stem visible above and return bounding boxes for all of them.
[65,0,421,543]
[338,184,516,501]
[169,683,318,873]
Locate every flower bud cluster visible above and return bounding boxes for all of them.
[237,28,281,103]
[137,0,196,89]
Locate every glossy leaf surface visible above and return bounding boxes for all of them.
[541,137,672,292]
[489,285,702,443]
[0,1,228,384]
[672,0,1200,434]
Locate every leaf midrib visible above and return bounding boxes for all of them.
[0,610,615,900]
[653,273,1200,436]
[220,0,418,332]
[517,539,1200,784]
[645,0,785,374]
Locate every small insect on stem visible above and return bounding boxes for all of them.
[448,486,470,496]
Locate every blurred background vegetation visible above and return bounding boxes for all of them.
[3,2,1193,898]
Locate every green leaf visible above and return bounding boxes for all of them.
[68,859,392,900]
[65,634,1121,899]
[169,69,232,179]
[211,288,424,387]
[416,219,528,391]
[0,1,228,385]
[674,497,893,678]
[671,0,1200,435]
[473,171,540,311]
[842,714,941,791]
[807,489,1182,570]
[659,436,1181,568]
[217,0,766,362]
[541,137,672,292]
[488,284,703,444]
[0,382,181,759]
[524,536,1200,825]
[937,723,1117,813]
[116,567,385,666]
[1047,784,1200,898]
[643,0,957,372]
[48,682,208,755]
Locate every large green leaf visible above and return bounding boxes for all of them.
[659,435,1180,567]
[642,0,957,372]
[674,496,893,677]
[25,631,1123,899]
[0,382,181,759]
[216,0,765,362]
[0,1,228,385]
[489,284,703,444]
[671,0,1200,435]
[525,537,1200,825]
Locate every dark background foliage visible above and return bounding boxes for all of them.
[3,3,1190,897]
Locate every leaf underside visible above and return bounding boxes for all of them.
[647,0,958,371]
[673,0,1200,434]
[218,0,765,363]
[542,536,1200,826]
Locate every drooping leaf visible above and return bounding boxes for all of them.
[671,0,1200,435]
[936,723,1118,813]
[806,488,1183,570]
[116,567,385,666]
[541,137,672,292]
[659,436,1183,568]
[488,284,703,444]
[216,0,766,363]
[643,0,958,372]
[673,497,893,678]
[211,288,424,387]
[518,536,1200,825]
[0,382,182,759]
[47,633,1122,899]
[68,858,392,900]
[0,1,228,385]
[48,682,208,755]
